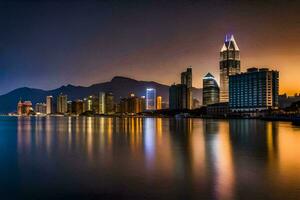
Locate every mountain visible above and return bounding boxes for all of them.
[0,76,202,114]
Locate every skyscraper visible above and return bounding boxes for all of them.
[203,73,220,105]
[105,92,114,114]
[169,84,187,110]
[46,96,53,114]
[229,68,279,112]
[98,92,106,114]
[156,96,162,110]
[181,67,193,109]
[35,103,47,114]
[219,34,240,102]
[146,88,156,110]
[57,94,68,114]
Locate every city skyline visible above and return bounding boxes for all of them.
[0,1,299,95]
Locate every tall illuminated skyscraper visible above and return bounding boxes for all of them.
[146,88,156,110]
[181,67,192,109]
[219,34,240,102]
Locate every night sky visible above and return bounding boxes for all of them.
[0,0,299,95]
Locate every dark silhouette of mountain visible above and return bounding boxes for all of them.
[0,76,202,114]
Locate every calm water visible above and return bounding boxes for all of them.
[1,116,300,199]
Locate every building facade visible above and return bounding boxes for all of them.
[35,103,47,114]
[181,67,193,109]
[203,73,220,105]
[146,88,156,110]
[17,100,33,115]
[57,94,68,114]
[220,34,240,102]
[156,96,162,110]
[169,84,187,110]
[229,68,279,112]
[71,100,84,115]
[46,96,53,114]
[119,93,146,114]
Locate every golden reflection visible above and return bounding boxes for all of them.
[214,121,235,200]
[189,119,206,182]
[277,123,300,184]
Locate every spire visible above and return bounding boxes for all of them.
[220,34,239,52]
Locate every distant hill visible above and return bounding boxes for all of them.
[0,76,202,114]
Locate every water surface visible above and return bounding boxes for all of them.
[1,116,300,199]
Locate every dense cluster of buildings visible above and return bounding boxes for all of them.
[17,89,163,116]
[17,34,283,117]
[168,34,279,115]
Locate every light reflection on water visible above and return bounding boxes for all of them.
[1,116,299,199]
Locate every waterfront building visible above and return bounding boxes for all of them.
[119,93,146,114]
[203,73,220,105]
[46,96,53,114]
[83,96,93,112]
[229,67,279,112]
[105,92,115,114]
[220,34,240,102]
[146,88,156,110]
[181,67,193,109]
[71,100,84,115]
[57,94,68,114]
[67,101,72,113]
[17,100,33,115]
[156,96,162,110]
[35,103,47,114]
[98,92,106,114]
[169,84,187,110]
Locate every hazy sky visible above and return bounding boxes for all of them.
[0,0,299,95]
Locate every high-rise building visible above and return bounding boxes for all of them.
[105,92,114,114]
[17,100,33,115]
[169,84,187,110]
[146,88,156,110]
[98,92,106,114]
[46,96,53,114]
[220,34,240,102]
[119,94,146,114]
[35,103,47,114]
[181,67,193,109]
[71,100,84,115]
[83,96,93,112]
[229,67,279,112]
[156,96,162,110]
[203,73,220,105]
[57,94,68,114]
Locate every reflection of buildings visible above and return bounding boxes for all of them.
[229,120,278,156]
[203,120,235,199]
